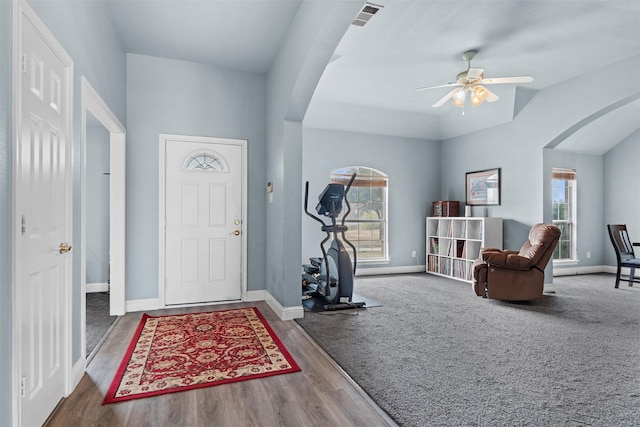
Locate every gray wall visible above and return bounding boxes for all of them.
[126,53,266,300]
[302,128,440,269]
[265,0,362,308]
[86,117,110,284]
[604,130,640,266]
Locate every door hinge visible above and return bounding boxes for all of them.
[21,215,26,235]
[164,217,167,228]
[20,377,26,397]
[22,53,28,73]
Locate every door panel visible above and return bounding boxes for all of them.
[165,139,243,305]
[18,9,72,427]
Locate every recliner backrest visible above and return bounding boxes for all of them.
[518,223,562,267]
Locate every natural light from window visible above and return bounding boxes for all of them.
[331,167,389,263]
[552,168,576,261]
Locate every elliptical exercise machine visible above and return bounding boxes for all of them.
[302,173,365,311]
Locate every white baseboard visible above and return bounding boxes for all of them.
[86,282,109,293]
[356,264,426,276]
[552,265,633,277]
[602,265,637,276]
[264,292,304,321]
[244,289,266,302]
[70,357,85,394]
[126,298,160,312]
[553,265,606,276]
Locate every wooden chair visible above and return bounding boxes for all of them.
[607,224,640,288]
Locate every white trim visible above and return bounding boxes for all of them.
[244,289,267,302]
[553,259,580,266]
[86,282,109,293]
[158,134,248,308]
[245,289,305,320]
[12,1,74,424]
[80,77,126,319]
[553,265,606,276]
[126,298,161,313]
[264,292,304,321]
[602,265,636,276]
[80,77,126,377]
[356,264,426,276]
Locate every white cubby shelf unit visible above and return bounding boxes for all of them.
[426,217,503,282]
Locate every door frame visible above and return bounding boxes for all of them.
[12,0,74,424]
[80,77,126,363]
[158,134,247,307]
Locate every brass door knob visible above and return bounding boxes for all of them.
[233,230,240,236]
[59,243,72,254]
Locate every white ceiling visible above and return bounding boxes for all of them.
[105,0,640,152]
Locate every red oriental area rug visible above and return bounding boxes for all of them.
[103,307,300,404]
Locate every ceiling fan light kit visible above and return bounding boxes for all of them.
[416,49,534,110]
[470,86,489,106]
[452,88,466,107]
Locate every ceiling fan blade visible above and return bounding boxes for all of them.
[467,68,484,80]
[415,82,461,91]
[484,87,500,102]
[479,76,534,85]
[432,88,459,107]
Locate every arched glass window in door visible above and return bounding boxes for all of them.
[331,166,389,262]
[184,152,226,172]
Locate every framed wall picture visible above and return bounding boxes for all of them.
[466,168,501,206]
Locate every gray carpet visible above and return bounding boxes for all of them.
[295,273,640,426]
[86,292,117,357]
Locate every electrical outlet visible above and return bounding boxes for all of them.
[587,251,591,259]
[412,250,417,258]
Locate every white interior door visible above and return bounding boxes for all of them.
[16,4,72,426]
[164,137,244,305]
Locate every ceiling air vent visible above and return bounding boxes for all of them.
[352,2,383,27]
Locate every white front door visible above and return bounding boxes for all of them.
[163,137,244,305]
[16,4,73,426]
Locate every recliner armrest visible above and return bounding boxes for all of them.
[481,251,532,270]
[479,248,518,257]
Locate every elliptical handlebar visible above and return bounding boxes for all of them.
[304,173,359,277]
[341,173,358,275]
[304,181,326,227]
[341,173,356,227]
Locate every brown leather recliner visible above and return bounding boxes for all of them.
[473,223,561,301]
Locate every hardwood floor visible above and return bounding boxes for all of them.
[45,301,396,427]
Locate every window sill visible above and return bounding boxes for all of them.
[357,258,391,265]
[553,259,580,266]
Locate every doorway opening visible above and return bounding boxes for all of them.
[81,77,126,364]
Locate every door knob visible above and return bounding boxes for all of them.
[59,243,72,254]
[233,230,240,236]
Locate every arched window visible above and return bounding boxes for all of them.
[184,152,226,172]
[331,166,389,262]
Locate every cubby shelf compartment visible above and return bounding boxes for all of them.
[426,217,503,283]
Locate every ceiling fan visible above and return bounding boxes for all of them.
[416,50,534,108]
